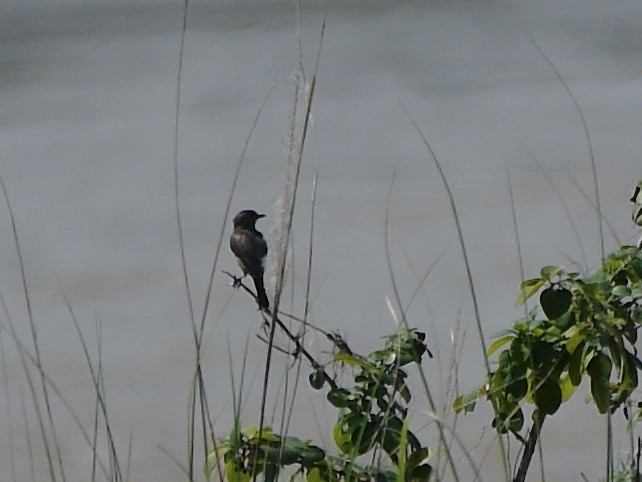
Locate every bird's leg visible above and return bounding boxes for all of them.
[327,331,354,356]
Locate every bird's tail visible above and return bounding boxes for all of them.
[253,275,269,310]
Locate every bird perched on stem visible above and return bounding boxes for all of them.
[230,210,269,310]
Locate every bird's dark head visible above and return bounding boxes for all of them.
[233,210,265,228]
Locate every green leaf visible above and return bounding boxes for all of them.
[264,463,278,482]
[587,352,612,378]
[204,444,230,476]
[565,330,584,355]
[406,447,431,473]
[327,388,351,408]
[589,377,611,414]
[493,328,518,338]
[540,265,563,278]
[579,282,601,299]
[369,348,397,366]
[533,378,562,415]
[516,278,546,307]
[488,334,515,356]
[624,318,638,345]
[559,373,578,402]
[377,470,398,482]
[394,376,412,403]
[332,422,352,455]
[555,310,573,330]
[242,425,276,442]
[333,352,372,370]
[623,352,640,390]
[540,287,572,320]
[631,258,642,279]
[381,417,404,455]
[407,464,432,482]
[305,467,324,482]
[333,412,368,456]
[268,437,325,467]
[612,285,632,298]
[226,459,251,482]
[609,337,623,373]
[612,270,629,286]
[506,373,528,401]
[568,342,586,386]
[309,370,326,390]
[352,421,377,455]
[395,417,409,482]
[299,446,326,466]
[492,412,517,434]
[612,351,639,406]
[508,408,524,432]
[587,353,612,414]
[509,338,529,365]
[262,445,291,465]
[453,388,479,413]
[531,341,556,367]
[406,429,421,452]
[491,417,504,434]
[491,370,508,405]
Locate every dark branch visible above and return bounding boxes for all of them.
[513,412,546,482]
[224,271,338,391]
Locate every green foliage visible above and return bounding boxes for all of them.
[325,329,432,480]
[456,244,642,438]
[328,332,423,439]
[205,425,327,482]
[206,329,432,481]
[208,181,642,481]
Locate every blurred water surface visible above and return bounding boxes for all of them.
[1,1,642,480]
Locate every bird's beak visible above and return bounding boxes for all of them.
[257,213,266,218]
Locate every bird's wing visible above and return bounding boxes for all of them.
[230,229,267,275]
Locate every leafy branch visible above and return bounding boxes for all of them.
[456,181,642,482]
[206,328,433,482]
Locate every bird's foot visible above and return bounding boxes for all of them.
[231,275,243,288]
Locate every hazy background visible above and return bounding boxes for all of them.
[1,0,641,480]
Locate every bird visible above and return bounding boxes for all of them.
[230,209,269,310]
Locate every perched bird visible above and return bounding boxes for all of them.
[230,210,269,310]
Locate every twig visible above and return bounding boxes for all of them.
[224,271,337,390]
[223,270,328,335]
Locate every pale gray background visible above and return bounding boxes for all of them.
[1,0,641,480]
